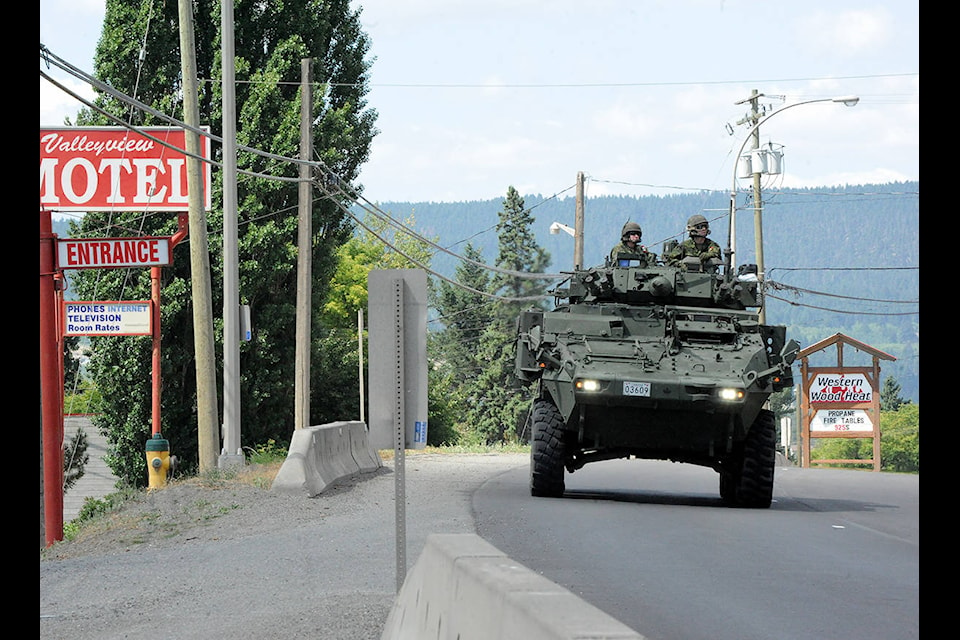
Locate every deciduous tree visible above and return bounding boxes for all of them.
[69,0,377,485]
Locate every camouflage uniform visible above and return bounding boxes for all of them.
[665,237,721,265]
[609,241,655,265]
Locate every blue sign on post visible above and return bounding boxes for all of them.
[414,421,427,445]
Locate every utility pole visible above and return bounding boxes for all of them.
[735,89,767,324]
[178,0,220,471]
[219,0,243,468]
[294,57,313,431]
[40,209,63,546]
[574,171,584,270]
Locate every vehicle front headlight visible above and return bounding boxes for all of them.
[718,387,745,401]
[575,379,601,392]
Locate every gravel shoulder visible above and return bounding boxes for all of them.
[40,452,529,640]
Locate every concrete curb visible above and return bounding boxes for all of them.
[270,421,382,496]
[381,533,647,640]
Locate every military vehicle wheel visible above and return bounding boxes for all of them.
[530,399,566,497]
[719,469,737,503]
[734,409,776,508]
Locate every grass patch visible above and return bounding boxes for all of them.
[62,487,141,541]
[378,443,530,461]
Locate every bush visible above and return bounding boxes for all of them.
[244,439,288,465]
[810,404,918,473]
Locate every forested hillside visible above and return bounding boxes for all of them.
[52,181,918,405]
[366,181,920,402]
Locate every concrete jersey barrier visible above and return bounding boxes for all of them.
[381,533,646,640]
[271,421,382,496]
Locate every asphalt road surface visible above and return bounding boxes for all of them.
[40,453,917,639]
[475,458,919,640]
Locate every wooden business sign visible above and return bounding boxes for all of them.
[797,333,896,471]
[39,126,211,212]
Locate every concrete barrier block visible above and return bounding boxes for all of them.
[320,424,354,481]
[347,421,383,472]
[382,533,645,640]
[270,428,330,496]
[271,421,381,497]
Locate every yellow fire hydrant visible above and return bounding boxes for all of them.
[146,433,171,490]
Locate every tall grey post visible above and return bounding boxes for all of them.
[368,269,428,591]
[367,269,428,451]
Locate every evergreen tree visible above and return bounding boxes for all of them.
[429,243,496,443]
[432,244,494,385]
[69,0,377,485]
[62,335,82,393]
[491,186,551,308]
[880,376,909,411]
[63,428,89,493]
[465,187,551,443]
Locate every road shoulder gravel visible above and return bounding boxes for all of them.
[40,452,529,640]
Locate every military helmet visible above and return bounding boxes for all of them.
[686,214,710,237]
[621,221,642,241]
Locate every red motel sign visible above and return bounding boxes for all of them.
[39,127,211,212]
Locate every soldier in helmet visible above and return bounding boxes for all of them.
[665,214,722,267]
[609,221,655,265]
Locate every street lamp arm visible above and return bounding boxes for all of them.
[726,94,858,324]
[730,96,860,194]
[549,221,576,237]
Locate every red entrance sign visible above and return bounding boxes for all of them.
[39,127,211,212]
[57,237,172,269]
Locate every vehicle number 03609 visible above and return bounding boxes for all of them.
[623,381,651,397]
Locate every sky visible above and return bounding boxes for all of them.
[40,0,919,203]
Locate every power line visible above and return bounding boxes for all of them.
[766,280,918,305]
[770,267,918,273]
[765,293,919,316]
[41,43,921,314]
[329,72,920,90]
[42,44,570,288]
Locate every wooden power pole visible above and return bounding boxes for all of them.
[295,58,314,431]
[178,0,220,470]
[574,171,584,270]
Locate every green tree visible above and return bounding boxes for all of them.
[465,187,551,443]
[880,376,909,411]
[810,437,870,466]
[880,404,919,472]
[321,211,432,328]
[316,209,466,444]
[810,403,919,473]
[62,335,83,394]
[491,186,551,307]
[63,428,89,492]
[432,245,493,384]
[428,243,495,444]
[69,0,377,486]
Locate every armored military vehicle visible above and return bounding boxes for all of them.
[514,250,798,508]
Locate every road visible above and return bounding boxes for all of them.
[475,458,919,640]
[40,453,918,639]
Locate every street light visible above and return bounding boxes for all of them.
[550,221,584,271]
[549,221,576,237]
[551,172,586,270]
[728,95,859,323]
